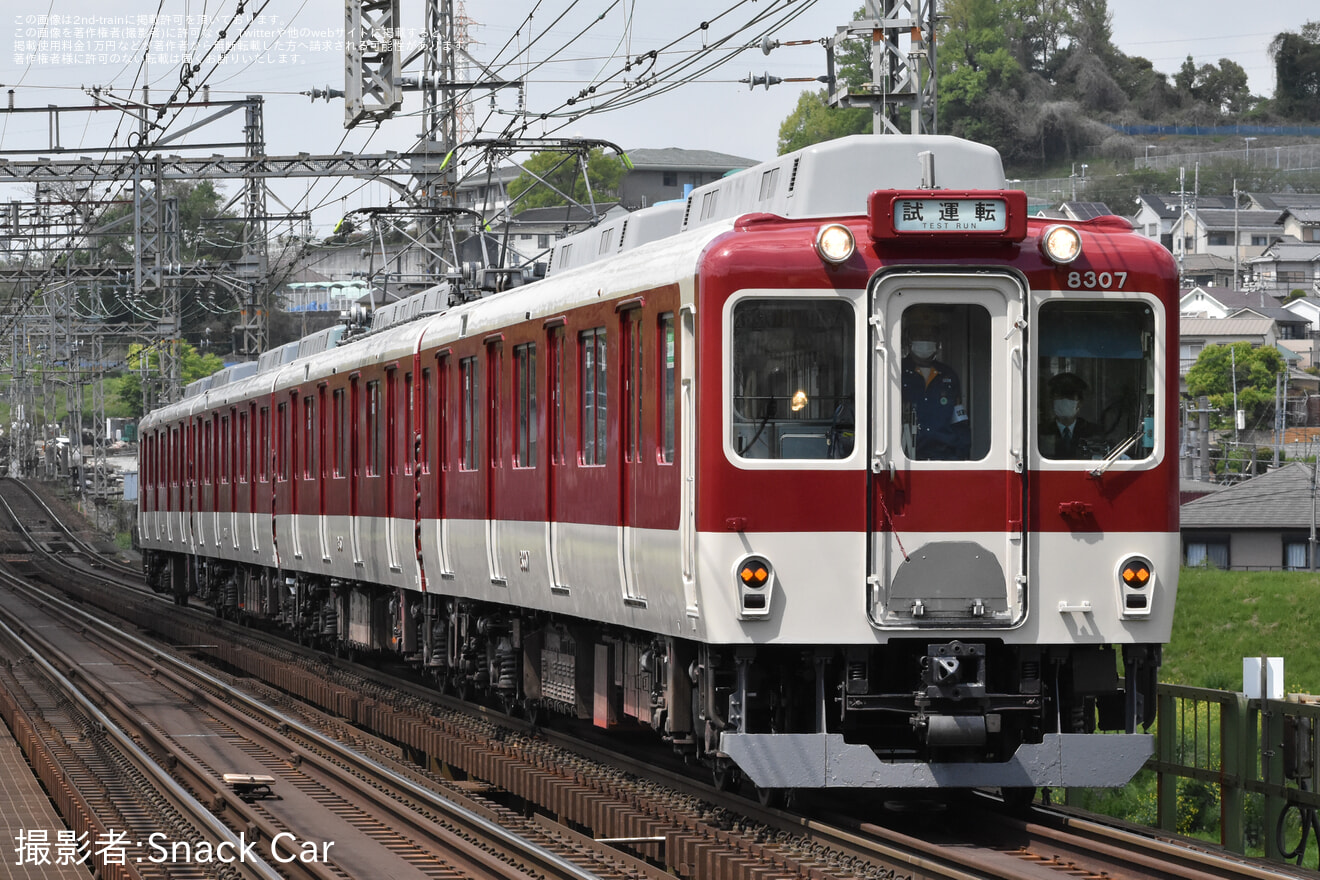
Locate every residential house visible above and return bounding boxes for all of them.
[1178,314,1277,390]
[1279,207,1320,244]
[1133,194,1236,251]
[1227,305,1314,368]
[1181,462,1319,570]
[1169,208,1281,261]
[618,147,758,209]
[1176,253,1237,289]
[1179,286,1281,319]
[1283,294,1320,335]
[1245,240,1320,297]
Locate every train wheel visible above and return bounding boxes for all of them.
[711,757,743,792]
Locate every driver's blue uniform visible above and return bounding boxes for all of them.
[902,356,970,460]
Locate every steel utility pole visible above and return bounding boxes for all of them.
[828,0,938,135]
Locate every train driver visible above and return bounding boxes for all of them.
[1041,371,1101,459]
[900,307,971,460]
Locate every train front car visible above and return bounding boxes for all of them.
[694,136,1179,793]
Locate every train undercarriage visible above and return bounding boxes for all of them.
[144,550,1160,793]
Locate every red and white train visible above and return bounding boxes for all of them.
[138,134,1179,795]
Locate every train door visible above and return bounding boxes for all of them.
[384,368,402,573]
[317,384,330,562]
[290,392,305,561]
[546,325,569,591]
[485,341,505,584]
[619,308,645,603]
[868,272,1027,628]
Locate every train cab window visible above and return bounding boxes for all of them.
[1037,301,1156,462]
[731,298,854,460]
[899,303,990,462]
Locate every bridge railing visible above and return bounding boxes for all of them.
[1145,683,1320,862]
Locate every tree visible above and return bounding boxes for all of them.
[1270,22,1320,119]
[112,341,224,418]
[1184,342,1285,432]
[777,91,871,154]
[936,0,1023,150]
[505,148,626,214]
[775,7,874,154]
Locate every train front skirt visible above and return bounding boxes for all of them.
[719,732,1154,789]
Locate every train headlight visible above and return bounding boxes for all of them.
[1117,555,1154,618]
[735,555,775,619]
[815,223,855,264]
[1039,224,1082,264]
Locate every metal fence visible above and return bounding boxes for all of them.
[1142,683,1320,863]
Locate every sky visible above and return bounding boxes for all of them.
[0,1,1310,237]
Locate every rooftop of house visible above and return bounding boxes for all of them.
[1181,462,1316,529]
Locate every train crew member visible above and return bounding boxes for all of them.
[900,307,970,460]
[1041,371,1100,459]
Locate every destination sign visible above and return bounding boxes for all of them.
[892,198,1008,233]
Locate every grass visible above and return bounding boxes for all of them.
[1164,567,1320,694]
[1071,566,1320,856]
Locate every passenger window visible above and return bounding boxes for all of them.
[1037,301,1156,462]
[731,299,854,460]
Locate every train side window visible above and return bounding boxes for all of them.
[332,389,347,478]
[1037,301,1156,462]
[623,314,642,464]
[488,345,503,469]
[403,372,414,475]
[436,356,451,472]
[731,298,854,460]
[220,415,230,484]
[276,403,290,482]
[460,357,479,471]
[366,380,383,477]
[580,327,607,466]
[420,367,433,473]
[659,312,676,464]
[549,329,565,465]
[303,395,316,479]
[259,407,270,482]
[515,343,537,468]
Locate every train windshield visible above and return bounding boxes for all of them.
[1037,301,1156,462]
[731,298,855,460]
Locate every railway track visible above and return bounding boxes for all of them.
[0,569,642,879]
[0,477,1309,880]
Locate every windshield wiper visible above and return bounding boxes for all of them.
[1089,429,1144,478]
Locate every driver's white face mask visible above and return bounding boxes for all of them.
[1053,398,1080,420]
[909,340,938,360]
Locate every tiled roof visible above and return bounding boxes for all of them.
[1181,462,1316,529]
[623,147,759,171]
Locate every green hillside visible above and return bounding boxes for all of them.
[1164,567,1320,695]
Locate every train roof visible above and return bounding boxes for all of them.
[548,134,1006,276]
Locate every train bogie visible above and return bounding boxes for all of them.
[139,133,1179,793]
